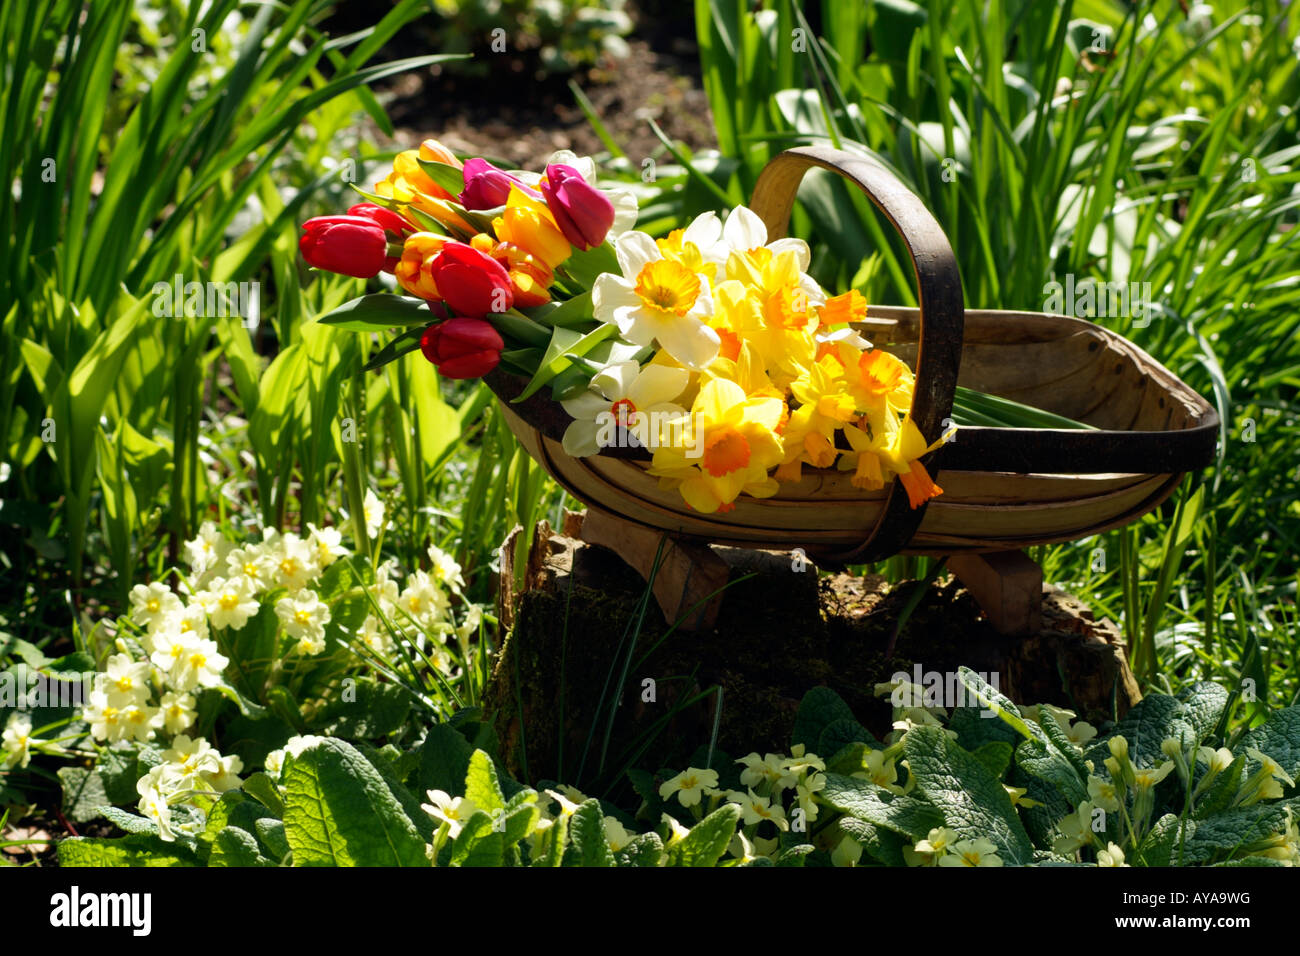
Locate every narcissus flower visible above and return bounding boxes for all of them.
[648,378,785,514]
[540,162,616,250]
[817,288,868,328]
[426,241,514,318]
[420,318,504,379]
[884,417,945,509]
[559,360,690,457]
[299,214,389,278]
[594,231,719,371]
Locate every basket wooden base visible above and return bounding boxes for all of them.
[573,506,1046,636]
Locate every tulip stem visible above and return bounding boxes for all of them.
[486,310,551,349]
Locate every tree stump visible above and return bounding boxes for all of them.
[486,512,1141,789]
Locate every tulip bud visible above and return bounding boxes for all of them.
[426,241,514,318]
[459,158,541,211]
[299,215,388,278]
[540,163,616,251]
[394,233,447,300]
[420,318,504,379]
[347,204,415,272]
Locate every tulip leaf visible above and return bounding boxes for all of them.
[317,293,433,332]
[363,327,426,372]
[559,241,620,291]
[417,159,469,198]
[512,323,615,403]
[532,291,594,329]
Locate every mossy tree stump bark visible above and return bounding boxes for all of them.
[486,512,1140,790]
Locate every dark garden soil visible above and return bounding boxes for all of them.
[339,4,717,169]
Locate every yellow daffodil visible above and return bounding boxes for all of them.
[648,378,785,514]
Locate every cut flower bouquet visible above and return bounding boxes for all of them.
[303,140,1080,516]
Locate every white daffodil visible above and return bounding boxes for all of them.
[719,205,812,270]
[560,360,690,457]
[593,231,719,370]
[195,576,259,632]
[276,589,331,656]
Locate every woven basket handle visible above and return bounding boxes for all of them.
[749,146,965,561]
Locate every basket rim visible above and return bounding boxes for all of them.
[484,307,1219,479]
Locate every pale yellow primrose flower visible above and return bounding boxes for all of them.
[1097,841,1129,867]
[422,789,480,838]
[1087,774,1121,812]
[603,817,634,853]
[938,837,1003,867]
[658,767,720,808]
[737,752,787,791]
[726,789,789,830]
[1053,801,1099,855]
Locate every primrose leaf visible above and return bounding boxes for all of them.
[282,737,428,867]
[903,725,1035,865]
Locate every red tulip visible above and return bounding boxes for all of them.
[420,318,504,379]
[540,163,615,251]
[347,203,415,272]
[299,215,387,278]
[426,241,514,318]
